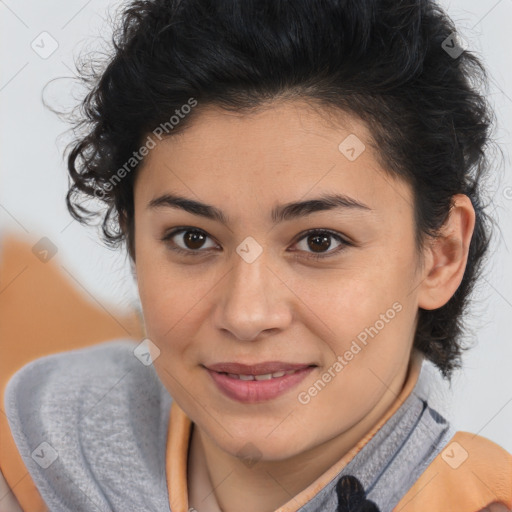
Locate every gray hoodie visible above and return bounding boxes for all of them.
[4,340,455,512]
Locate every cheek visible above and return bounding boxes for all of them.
[137,263,201,399]
[134,232,187,330]
[135,247,179,339]
[288,260,415,371]
[287,263,397,330]
[135,251,217,362]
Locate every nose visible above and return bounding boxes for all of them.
[213,250,292,342]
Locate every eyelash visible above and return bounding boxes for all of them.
[160,227,352,261]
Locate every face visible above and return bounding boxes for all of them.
[133,100,424,461]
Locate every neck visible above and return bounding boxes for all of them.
[188,361,411,512]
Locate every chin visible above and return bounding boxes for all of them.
[217,431,306,464]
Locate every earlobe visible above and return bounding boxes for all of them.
[417,194,476,311]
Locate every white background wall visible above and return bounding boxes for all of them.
[1,0,511,451]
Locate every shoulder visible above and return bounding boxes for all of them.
[5,338,162,409]
[395,431,512,512]
[6,338,144,387]
[5,339,163,427]
[4,338,173,443]
[3,339,173,510]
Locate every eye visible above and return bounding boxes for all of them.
[160,227,352,260]
[290,229,351,260]
[161,227,218,257]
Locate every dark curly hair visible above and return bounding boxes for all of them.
[62,0,497,380]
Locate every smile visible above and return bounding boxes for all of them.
[205,364,316,403]
[219,368,304,380]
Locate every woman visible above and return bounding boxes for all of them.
[2,0,511,510]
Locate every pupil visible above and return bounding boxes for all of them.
[185,230,205,249]
[309,234,330,253]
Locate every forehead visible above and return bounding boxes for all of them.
[134,100,413,220]
[145,100,374,160]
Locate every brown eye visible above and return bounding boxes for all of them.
[292,229,351,260]
[161,227,351,260]
[305,233,332,253]
[182,230,207,250]
[161,227,218,256]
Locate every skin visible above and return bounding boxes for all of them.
[131,100,475,512]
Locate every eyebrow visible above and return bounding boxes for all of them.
[147,192,372,225]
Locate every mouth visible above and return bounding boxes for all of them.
[204,361,317,403]
[216,367,306,380]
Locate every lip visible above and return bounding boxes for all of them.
[206,361,312,375]
[204,361,316,403]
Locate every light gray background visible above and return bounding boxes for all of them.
[1,0,511,452]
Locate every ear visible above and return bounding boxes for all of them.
[417,194,476,311]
